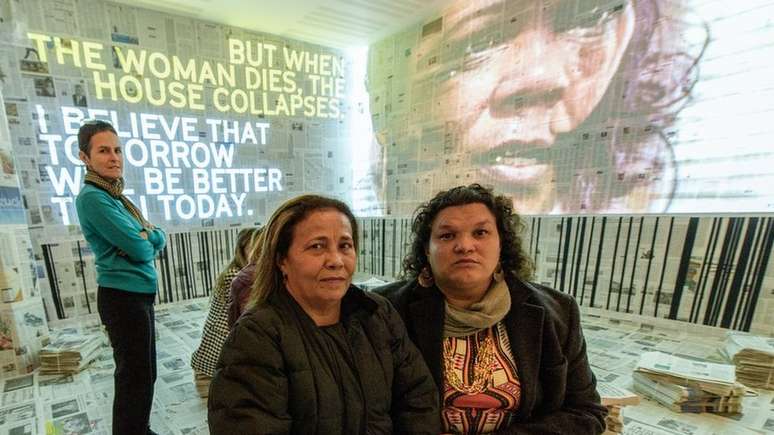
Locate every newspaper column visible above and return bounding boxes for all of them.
[0,297,50,377]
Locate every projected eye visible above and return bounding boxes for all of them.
[462,33,506,72]
[462,55,487,73]
[434,65,460,84]
[466,32,504,55]
[550,2,622,37]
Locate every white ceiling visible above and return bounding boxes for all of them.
[118,0,454,48]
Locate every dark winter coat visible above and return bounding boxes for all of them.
[376,278,608,435]
[208,285,440,435]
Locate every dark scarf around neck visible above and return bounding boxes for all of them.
[84,169,152,228]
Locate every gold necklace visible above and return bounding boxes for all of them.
[443,330,496,395]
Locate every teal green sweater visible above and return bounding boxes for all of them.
[75,183,166,294]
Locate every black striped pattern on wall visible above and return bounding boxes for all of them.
[42,216,773,331]
[42,228,242,318]
[355,216,774,332]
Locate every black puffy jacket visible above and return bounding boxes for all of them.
[208,285,440,435]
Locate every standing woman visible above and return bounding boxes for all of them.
[377,184,607,434]
[191,227,257,397]
[208,194,439,434]
[75,120,166,435]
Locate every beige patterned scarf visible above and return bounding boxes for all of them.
[84,169,153,228]
[443,279,511,338]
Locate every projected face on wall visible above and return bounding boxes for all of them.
[367,0,705,215]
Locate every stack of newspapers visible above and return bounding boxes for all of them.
[633,351,745,414]
[722,332,774,390]
[597,382,640,435]
[39,330,104,374]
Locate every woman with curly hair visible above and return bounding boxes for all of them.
[377,184,606,434]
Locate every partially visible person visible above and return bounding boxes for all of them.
[377,184,606,434]
[208,195,439,434]
[226,228,264,328]
[72,83,87,107]
[190,227,257,397]
[75,120,166,435]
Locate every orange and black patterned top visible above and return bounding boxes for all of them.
[442,322,521,434]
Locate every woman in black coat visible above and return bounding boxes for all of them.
[208,194,439,434]
[377,184,607,434]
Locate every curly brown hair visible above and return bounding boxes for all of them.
[401,184,534,283]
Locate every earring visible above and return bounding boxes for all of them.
[493,262,504,283]
[418,267,434,288]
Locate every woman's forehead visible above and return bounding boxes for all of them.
[90,131,119,146]
[294,209,352,234]
[432,203,497,227]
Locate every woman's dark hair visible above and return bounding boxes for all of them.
[402,183,534,283]
[247,194,359,308]
[78,120,117,155]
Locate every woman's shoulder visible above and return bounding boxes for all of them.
[524,281,576,305]
[351,287,410,337]
[75,184,105,205]
[357,287,394,313]
[217,303,296,369]
[224,264,242,279]
[75,185,120,216]
[231,264,256,288]
[513,279,581,328]
[372,279,416,306]
[232,303,286,337]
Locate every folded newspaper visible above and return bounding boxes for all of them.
[39,330,105,374]
[597,382,640,435]
[633,351,745,414]
[354,276,389,291]
[598,382,641,406]
[722,332,774,390]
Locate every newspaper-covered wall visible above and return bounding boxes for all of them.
[0,0,356,320]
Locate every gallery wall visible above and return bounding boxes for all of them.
[362,0,774,216]
[0,0,772,331]
[0,0,356,318]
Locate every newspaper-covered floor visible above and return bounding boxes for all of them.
[0,298,771,435]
